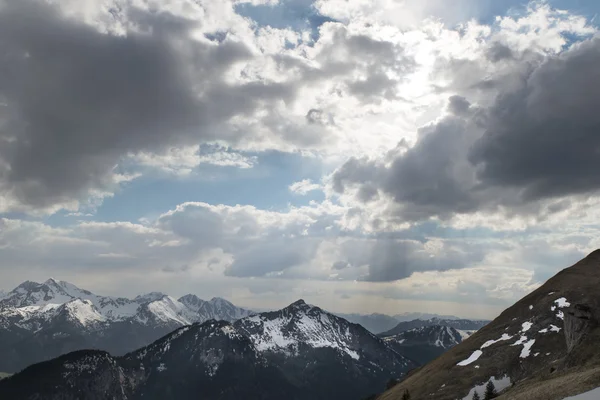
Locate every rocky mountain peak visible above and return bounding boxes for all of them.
[209,297,233,306]
[43,277,58,286]
[178,294,203,305]
[134,292,168,303]
[289,299,307,307]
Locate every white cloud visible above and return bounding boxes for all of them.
[3,195,598,317]
[289,179,322,195]
[3,0,593,215]
[129,145,257,176]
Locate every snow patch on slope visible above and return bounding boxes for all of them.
[554,298,571,308]
[457,350,482,366]
[539,324,561,334]
[145,296,194,325]
[521,322,533,333]
[480,333,513,349]
[63,299,106,326]
[519,339,535,358]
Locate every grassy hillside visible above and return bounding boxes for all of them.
[379,250,600,400]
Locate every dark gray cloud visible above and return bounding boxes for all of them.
[332,261,350,270]
[225,238,318,277]
[470,37,600,201]
[0,0,295,210]
[486,42,514,63]
[331,238,485,282]
[363,240,467,281]
[333,36,600,221]
[333,113,484,220]
[447,95,471,116]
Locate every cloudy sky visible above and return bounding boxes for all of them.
[1,0,600,319]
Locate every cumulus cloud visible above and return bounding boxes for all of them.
[0,0,427,214]
[332,8,600,225]
[470,37,600,201]
[0,202,485,284]
[0,0,302,213]
[129,145,257,176]
[289,179,321,195]
[2,197,600,314]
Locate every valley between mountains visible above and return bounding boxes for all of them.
[4,251,600,399]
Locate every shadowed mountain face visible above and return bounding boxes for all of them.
[378,250,600,400]
[0,279,253,373]
[383,325,465,365]
[335,313,401,334]
[0,300,416,400]
[379,318,489,338]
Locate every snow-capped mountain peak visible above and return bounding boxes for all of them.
[208,297,234,308]
[178,294,204,310]
[178,294,254,322]
[1,279,78,308]
[288,298,308,308]
[137,295,195,326]
[134,292,168,304]
[58,299,107,327]
[234,300,383,361]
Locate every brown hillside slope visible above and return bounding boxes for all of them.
[378,250,600,400]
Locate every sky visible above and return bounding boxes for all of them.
[1,0,600,319]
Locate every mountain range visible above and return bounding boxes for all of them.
[0,299,416,400]
[379,317,488,338]
[0,278,253,373]
[393,312,462,322]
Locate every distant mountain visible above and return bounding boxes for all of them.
[179,294,254,321]
[335,312,400,334]
[392,312,461,322]
[0,279,253,373]
[0,300,416,400]
[378,250,600,400]
[379,317,489,338]
[382,325,466,365]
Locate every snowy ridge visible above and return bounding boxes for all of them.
[237,300,362,359]
[60,299,107,327]
[0,279,254,332]
[142,296,196,326]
